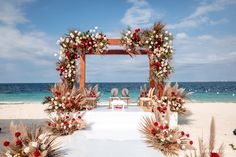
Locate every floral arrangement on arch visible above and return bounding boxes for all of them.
[121,22,174,82]
[143,22,174,82]
[140,100,193,156]
[43,82,86,113]
[161,82,191,114]
[47,112,86,136]
[57,27,108,88]
[1,122,64,157]
[121,27,142,56]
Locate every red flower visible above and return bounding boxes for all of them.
[151,128,157,135]
[3,141,10,147]
[78,116,81,119]
[72,118,75,121]
[48,122,51,126]
[15,140,22,146]
[181,131,185,136]
[164,125,169,129]
[15,132,21,137]
[55,91,61,96]
[65,51,70,58]
[189,140,193,145]
[186,133,190,138]
[153,122,158,126]
[73,44,77,49]
[66,116,69,119]
[64,121,68,125]
[34,149,41,157]
[210,152,220,157]
[135,28,141,33]
[159,125,164,129]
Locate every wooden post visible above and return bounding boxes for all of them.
[149,54,155,89]
[80,54,86,90]
[157,81,164,98]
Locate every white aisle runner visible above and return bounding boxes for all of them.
[63,111,164,157]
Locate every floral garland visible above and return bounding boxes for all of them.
[43,82,86,113]
[1,122,64,157]
[47,112,86,136]
[121,27,142,55]
[143,22,173,82]
[140,99,193,156]
[57,27,108,88]
[121,22,174,82]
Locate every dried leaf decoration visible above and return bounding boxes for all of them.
[1,122,65,157]
[140,100,194,156]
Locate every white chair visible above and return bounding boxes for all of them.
[109,88,119,108]
[120,88,130,107]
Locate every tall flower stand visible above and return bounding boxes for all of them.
[169,112,178,129]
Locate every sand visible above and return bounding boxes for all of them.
[0,102,236,157]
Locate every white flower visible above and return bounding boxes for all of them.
[38,134,45,141]
[74,30,78,34]
[5,151,12,157]
[23,147,30,154]
[128,31,131,34]
[31,141,38,148]
[177,139,181,144]
[165,30,168,34]
[181,145,186,150]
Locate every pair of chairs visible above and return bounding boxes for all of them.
[109,88,130,109]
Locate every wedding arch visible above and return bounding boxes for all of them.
[56,22,174,98]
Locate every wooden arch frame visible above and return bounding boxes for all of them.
[79,38,157,93]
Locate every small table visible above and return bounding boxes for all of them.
[111,100,126,110]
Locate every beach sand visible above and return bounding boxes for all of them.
[0,102,236,156]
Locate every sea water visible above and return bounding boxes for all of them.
[0,82,236,104]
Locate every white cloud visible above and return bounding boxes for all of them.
[121,0,154,28]
[0,0,56,65]
[168,0,235,29]
[0,0,32,26]
[174,34,236,65]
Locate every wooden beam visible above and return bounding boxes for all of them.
[108,39,121,45]
[80,54,86,90]
[87,49,147,55]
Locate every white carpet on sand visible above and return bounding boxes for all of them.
[63,111,164,157]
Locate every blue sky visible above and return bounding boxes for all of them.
[0,0,236,83]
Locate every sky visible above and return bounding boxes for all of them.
[0,0,236,83]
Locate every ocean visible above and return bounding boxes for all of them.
[0,82,236,104]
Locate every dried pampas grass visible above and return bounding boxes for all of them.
[185,117,224,157]
[1,122,65,157]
